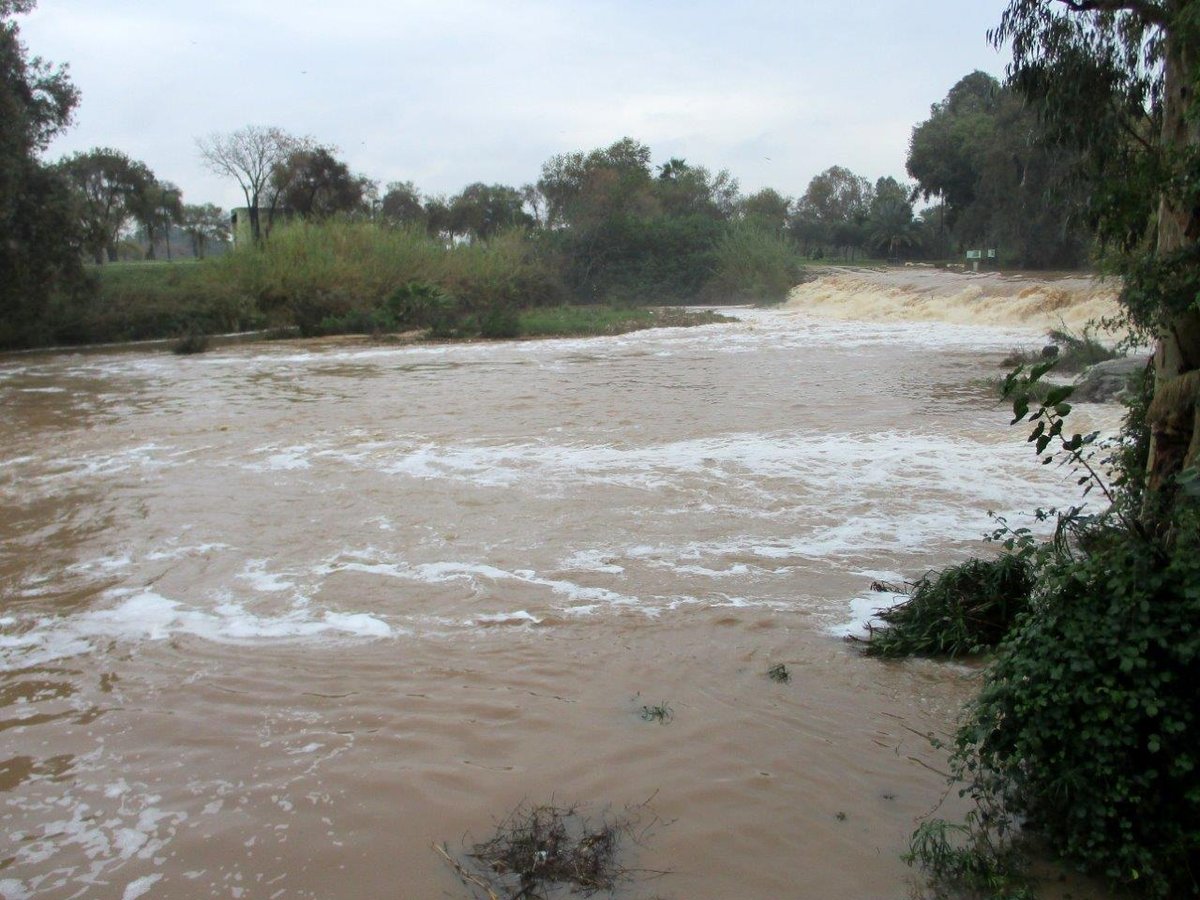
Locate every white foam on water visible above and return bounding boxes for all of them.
[666,562,755,577]
[66,554,133,575]
[473,611,543,626]
[297,429,1089,519]
[0,591,395,671]
[318,553,641,609]
[236,559,297,593]
[144,542,229,562]
[559,549,626,574]
[122,874,163,900]
[35,444,177,484]
[250,445,314,471]
[828,590,911,638]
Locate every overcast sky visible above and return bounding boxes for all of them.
[21,1,1013,210]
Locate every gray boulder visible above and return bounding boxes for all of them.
[1073,356,1151,403]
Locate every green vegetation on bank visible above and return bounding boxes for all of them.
[57,245,730,347]
[861,555,1034,659]
[1000,326,1124,374]
[874,357,1199,898]
[38,220,746,347]
[858,4,1200,896]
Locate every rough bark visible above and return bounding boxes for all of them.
[1147,14,1200,496]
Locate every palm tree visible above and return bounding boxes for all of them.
[868,198,921,260]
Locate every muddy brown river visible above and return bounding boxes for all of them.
[0,270,1121,898]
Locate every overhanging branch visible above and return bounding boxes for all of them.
[1056,0,1170,28]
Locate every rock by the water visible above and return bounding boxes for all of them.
[1073,356,1150,403]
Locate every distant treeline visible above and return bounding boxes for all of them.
[3,0,1096,351]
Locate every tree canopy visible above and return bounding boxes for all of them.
[58,147,154,263]
[992,0,1200,501]
[0,0,85,347]
[272,145,370,220]
[907,70,1091,267]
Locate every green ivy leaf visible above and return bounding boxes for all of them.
[1011,397,1030,424]
[1045,385,1074,406]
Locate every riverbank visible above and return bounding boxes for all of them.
[0,305,735,360]
[10,219,800,351]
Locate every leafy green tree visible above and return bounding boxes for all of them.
[447,182,532,241]
[907,71,997,227]
[130,179,182,260]
[380,180,425,227]
[272,145,368,219]
[914,203,952,258]
[993,0,1199,501]
[520,183,546,226]
[654,157,739,219]
[58,148,154,263]
[869,200,920,259]
[792,166,873,259]
[870,175,910,212]
[739,187,792,235]
[907,71,1091,267]
[423,194,453,241]
[180,203,228,258]
[0,0,83,345]
[864,177,918,258]
[537,137,656,228]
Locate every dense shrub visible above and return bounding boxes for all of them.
[901,365,1200,897]
[53,262,261,344]
[385,281,458,331]
[863,554,1034,658]
[954,516,1200,896]
[33,217,779,347]
[551,214,726,303]
[704,223,805,304]
[478,305,521,339]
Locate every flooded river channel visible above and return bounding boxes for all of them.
[0,271,1120,898]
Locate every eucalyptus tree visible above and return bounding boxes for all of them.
[537,137,656,228]
[447,182,532,241]
[993,0,1200,504]
[908,70,1090,267]
[792,166,873,258]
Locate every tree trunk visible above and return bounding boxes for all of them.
[1146,19,1200,501]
